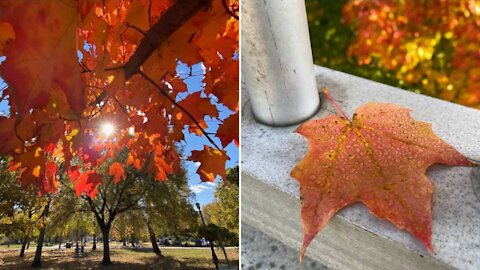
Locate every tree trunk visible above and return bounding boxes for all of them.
[92,234,97,250]
[31,200,51,268]
[27,240,30,249]
[31,223,47,267]
[19,233,29,257]
[123,238,126,246]
[101,225,112,265]
[208,239,219,270]
[146,222,162,256]
[216,231,230,267]
[197,206,219,270]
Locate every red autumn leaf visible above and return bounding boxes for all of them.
[68,166,80,182]
[0,22,14,55]
[0,117,23,153]
[216,113,239,148]
[291,89,473,258]
[127,154,142,170]
[42,161,58,193]
[73,171,102,198]
[174,92,219,131]
[0,0,86,115]
[108,162,125,184]
[0,0,238,196]
[85,173,103,198]
[189,146,229,182]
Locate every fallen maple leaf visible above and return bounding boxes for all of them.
[291,88,474,259]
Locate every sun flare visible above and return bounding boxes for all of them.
[101,123,114,137]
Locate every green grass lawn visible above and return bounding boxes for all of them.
[0,243,239,269]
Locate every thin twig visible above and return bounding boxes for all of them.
[79,62,92,73]
[104,66,125,72]
[125,23,147,36]
[222,0,239,20]
[148,0,153,27]
[138,70,222,151]
[112,95,131,120]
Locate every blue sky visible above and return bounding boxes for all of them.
[175,62,238,206]
[0,56,9,116]
[0,56,238,206]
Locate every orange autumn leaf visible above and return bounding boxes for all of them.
[126,154,142,170]
[216,113,239,147]
[43,161,58,193]
[174,92,219,130]
[189,146,229,182]
[0,0,238,196]
[0,117,23,153]
[0,0,86,115]
[108,162,125,184]
[291,93,473,258]
[69,168,102,198]
[0,22,14,55]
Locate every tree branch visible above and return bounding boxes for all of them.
[83,195,104,227]
[82,0,222,152]
[123,0,211,80]
[222,0,239,20]
[112,177,131,215]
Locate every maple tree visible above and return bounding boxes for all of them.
[0,0,239,197]
[342,0,480,108]
[306,1,480,109]
[0,158,43,257]
[291,88,474,259]
[73,151,168,265]
[202,166,239,241]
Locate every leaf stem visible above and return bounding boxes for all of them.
[321,87,351,124]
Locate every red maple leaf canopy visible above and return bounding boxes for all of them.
[0,0,239,195]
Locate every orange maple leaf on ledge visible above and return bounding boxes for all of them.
[291,88,474,259]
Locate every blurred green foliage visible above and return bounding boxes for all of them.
[306,0,480,108]
[307,0,399,87]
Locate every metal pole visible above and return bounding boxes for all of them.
[242,0,320,126]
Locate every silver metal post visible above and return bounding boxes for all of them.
[242,0,320,126]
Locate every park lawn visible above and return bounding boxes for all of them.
[0,244,239,269]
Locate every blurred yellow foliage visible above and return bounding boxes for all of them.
[343,0,480,108]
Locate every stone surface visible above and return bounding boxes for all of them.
[241,223,329,270]
[241,66,480,270]
[242,172,452,270]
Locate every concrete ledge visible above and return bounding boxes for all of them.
[242,173,452,270]
[241,222,329,270]
[241,66,480,270]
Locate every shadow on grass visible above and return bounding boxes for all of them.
[113,247,239,270]
[0,247,238,270]
[0,249,184,269]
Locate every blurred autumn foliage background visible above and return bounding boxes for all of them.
[307,0,480,109]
